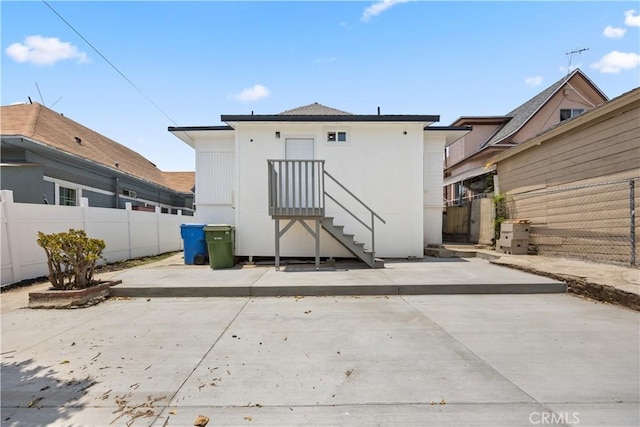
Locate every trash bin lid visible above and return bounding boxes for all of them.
[181,223,207,228]
[204,224,234,231]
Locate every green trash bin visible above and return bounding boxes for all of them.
[204,224,235,269]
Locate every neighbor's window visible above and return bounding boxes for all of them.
[327,131,347,143]
[121,189,137,198]
[59,187,77,206]
[560,108,585,121]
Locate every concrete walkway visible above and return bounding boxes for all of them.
[440,244,640,310]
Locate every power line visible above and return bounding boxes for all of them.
[41,0,181,127]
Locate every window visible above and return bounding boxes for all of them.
[560,108,585,121]
[121,189,137,198]
[327,131,347,143]
[59,187,77,206]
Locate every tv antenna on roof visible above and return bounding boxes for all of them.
[33,81,63,108]
[565,47,589,75]
[35,82,46,106]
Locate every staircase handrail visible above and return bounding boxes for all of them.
[324,171,386,225]
[323,170,386,258]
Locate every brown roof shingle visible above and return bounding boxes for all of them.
[162,171,195,193]
[280,102,352,115]
[1,102,192,193]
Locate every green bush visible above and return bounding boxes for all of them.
[36,229,106,290]
[492,193,508,243]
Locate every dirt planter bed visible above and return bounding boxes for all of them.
[28,280,122,309]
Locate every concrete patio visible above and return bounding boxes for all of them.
[108,255,566,298]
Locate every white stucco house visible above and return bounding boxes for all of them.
[169,103,469,268]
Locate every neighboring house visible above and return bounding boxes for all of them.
[1,102,194,215]
[444,68,608,205]
[487,87,640,264]
[169,103,469,265]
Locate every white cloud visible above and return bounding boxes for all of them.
[361,0,409,22]
[5,35,88,66]
[231,84,270,102]
[524,76,543,87]
[603,25,626,38]
[590,51,640,74]
[624,9,640,27]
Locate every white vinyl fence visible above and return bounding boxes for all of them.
[1,190,184,286]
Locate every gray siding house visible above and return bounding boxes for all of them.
[1,102,194,214]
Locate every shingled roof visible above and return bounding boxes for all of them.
[0,102,193,194]
[481,68,608,147]
[280,102,353,115]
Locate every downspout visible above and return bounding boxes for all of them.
[114,177,120,209]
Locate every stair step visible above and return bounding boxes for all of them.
[321,217,379,269]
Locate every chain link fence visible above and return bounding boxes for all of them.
[506,178,639,267]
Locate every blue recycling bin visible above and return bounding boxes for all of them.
[180,223,208,265]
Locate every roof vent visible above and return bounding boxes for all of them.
[75,137,82,144]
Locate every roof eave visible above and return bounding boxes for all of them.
[424,126,473,146]
[167,126,234,148]
[221,114,440,124]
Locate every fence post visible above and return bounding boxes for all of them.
[155,206,162,255]
[177,210,183,250]
[126,202,133,259]
[80,197,89,233]
[0,190,21,284]
[630,179,636,266]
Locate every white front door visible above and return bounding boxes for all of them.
[285,138,314,160]
[285,138,314,208]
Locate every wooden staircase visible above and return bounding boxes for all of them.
[321,217,384,268]
[268,159,386,270]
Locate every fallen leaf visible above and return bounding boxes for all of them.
[60,360,70,364]
[28,397,43,407]
[244,416,253,421]
[169,410,178,415]
[194,415,209,426]
[440,399,446,405]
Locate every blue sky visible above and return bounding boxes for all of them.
[2,1,639,172]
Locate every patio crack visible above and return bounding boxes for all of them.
[150,297,251,425]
